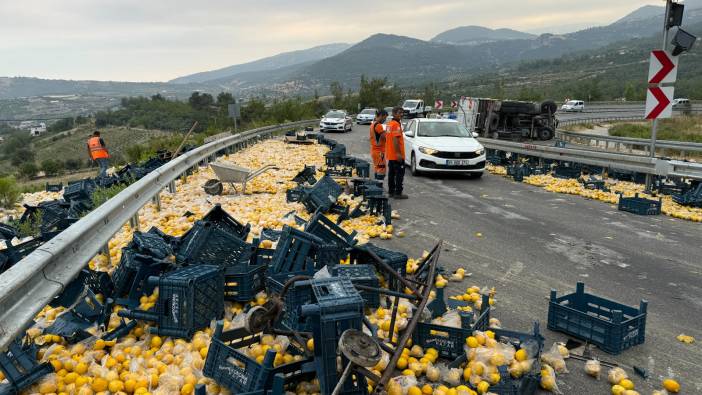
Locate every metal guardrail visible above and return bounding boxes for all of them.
[0,119,317,350]
[478,138,702,180]
[558,116,645,126]
[557,130,702,155]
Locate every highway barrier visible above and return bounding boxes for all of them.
[0,120,316,351]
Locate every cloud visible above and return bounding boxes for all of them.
[0,0,660,81]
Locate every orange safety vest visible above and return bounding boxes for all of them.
[369,121,386,152]
[87,136,109,160]
[369,121,387,175]
[385,119,405,161]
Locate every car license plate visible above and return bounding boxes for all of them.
[446,160,470,166]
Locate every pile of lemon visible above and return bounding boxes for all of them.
[486,165,702,222]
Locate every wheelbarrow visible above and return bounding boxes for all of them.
[203,162,279,195]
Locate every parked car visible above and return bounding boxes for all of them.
[319,110,353,132]
[402,99,430,118]
[560,100,584,112]
[356,108,377,124]
[402,118,485,178]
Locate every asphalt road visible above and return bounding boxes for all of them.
[330,123,702,394]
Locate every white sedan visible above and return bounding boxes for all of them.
[402,118,485,178]
[319,110,353,132]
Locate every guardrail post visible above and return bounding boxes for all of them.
[152,194,161,211]
[129,213,140,231]
[101,243,111,266]
[168,180,176,194]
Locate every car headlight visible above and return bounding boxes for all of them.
[475,148,485,156]
[418,146,439,156]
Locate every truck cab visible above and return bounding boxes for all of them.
[402,99,428,119]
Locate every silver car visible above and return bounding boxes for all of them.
[356,108,377,125]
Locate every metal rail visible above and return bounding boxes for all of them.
[478,138,702,180]
[0,119,317,350]
[556,130,702,155]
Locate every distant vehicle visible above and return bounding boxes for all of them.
[672,98,692,114]
[319,110,352,132]
[29,122,47,137]
[402,118,485,178]
[356,108,377,125]
[561,100,584,112]
[469,99,558,140]
[402,99,430,119]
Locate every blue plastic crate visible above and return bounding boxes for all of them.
[292,166,317,185]
[304,211,357,249]
[118,265,224,338]
[300,175,342,213]
[330,264,380,307]
[0,341,54,395]
[548,282,647,355]
[324,145,346,167]
[553,165,581,179]
[111,248,170,305]
[617,193,662,215]
[673,183,702,207]
[63,178,96,202]
[413,294,491,360]
[354,159,370,178]
[299,277,366,395]
[176,221,256,267]
[201,204,251,239]
[128,231,174,260]
[252,247,275,266]
[224,263,266,302]
[351,178,383,197]
[45,182,63,192]
[324,166,353,177]
[367,196,392,224]
[349,244,407,291]
[203,322,313,394]
[277,279,315,332]
[269,226,325,276]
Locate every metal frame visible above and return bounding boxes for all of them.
[556,128,702,156]
[0,120,317,351]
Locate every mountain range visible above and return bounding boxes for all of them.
[1,2,702,100]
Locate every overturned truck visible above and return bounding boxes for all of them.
[472,99,558,141]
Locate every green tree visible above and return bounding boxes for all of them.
[330,81,344,109]
[216,92,234,106]
[18,162,38,179]
[65,158,83,171]
[48,118,75,132]
[188,92,215,110]
[422,83,438,108]
[10,148,35,166]
[0,176,20,209]
[41,159,64,176]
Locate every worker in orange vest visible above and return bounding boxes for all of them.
[87,131,110,178]
[369,109,388,180]
[385,107,407,199]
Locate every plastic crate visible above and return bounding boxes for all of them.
[63,178,96,202]
[351,178,383,197]
[367,196,392,224]
[223,263,266,302]
[128,231,174,260]
[269,226,325,275]
[292,165,317,185]
[45,290,107,343]
[299,277,366,395]
[200,204,251,240]
[330,264,380,307]
[354,159,370,178]
[349,243,407,290]
[176,221,256,267]
[617,193,662,215]
[203,322,313,394]
[300,175,342,213]
[672,183,702,207]
[119,265,224,338]
[324,167,353,177]
[304,211,357,249]
[51,268,114,308]
[252,247,275,266]
[552,165,581,179]
[0,340,54,395]
[548,282,647,355]
[277,279,315,332]
[45,182,63,192]
[324,145,347,167]
[111,248,171,305]
[0,238,43,275]
[413,294,491,360]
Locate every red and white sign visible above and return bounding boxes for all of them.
[434,100,443,110]
[450,100,458,109]
[645,86,674,120]
[647,50,678,84]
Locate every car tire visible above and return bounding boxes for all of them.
[538,127,555,141]
[410,154,421,176]
[467,172,483,179]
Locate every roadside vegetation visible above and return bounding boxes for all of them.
[609,116,702,143]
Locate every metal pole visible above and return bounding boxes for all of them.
[646,0,672,192]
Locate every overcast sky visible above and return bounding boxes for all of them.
[0,0,662,82]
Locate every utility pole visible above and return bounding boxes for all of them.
[646,0,672,192]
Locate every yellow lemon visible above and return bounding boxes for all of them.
[662,378,680,393]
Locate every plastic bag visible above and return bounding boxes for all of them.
[442,367,463,387]
[426,363,441,382]
[607,367,628,385]
[541,343,569,373]
[540,365,562,394]
[389,374,418,395]
[584,359,601,379]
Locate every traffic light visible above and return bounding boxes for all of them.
[671,28,697,55]
[667,2,684,28]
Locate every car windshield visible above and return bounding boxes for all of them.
[566,101,579,105]
[325,111,345,118]
[417,122,471,138]
[360,109,376,115]
[403,100,420,108]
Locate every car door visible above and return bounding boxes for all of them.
[403,120,416,164]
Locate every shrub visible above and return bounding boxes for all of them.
[0,176,20,209]
[41,159,64,176]
[18,162,38,179]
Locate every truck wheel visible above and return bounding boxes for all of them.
[540,101,557,114]
[538,127,555,141]
[487,113,499,132]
